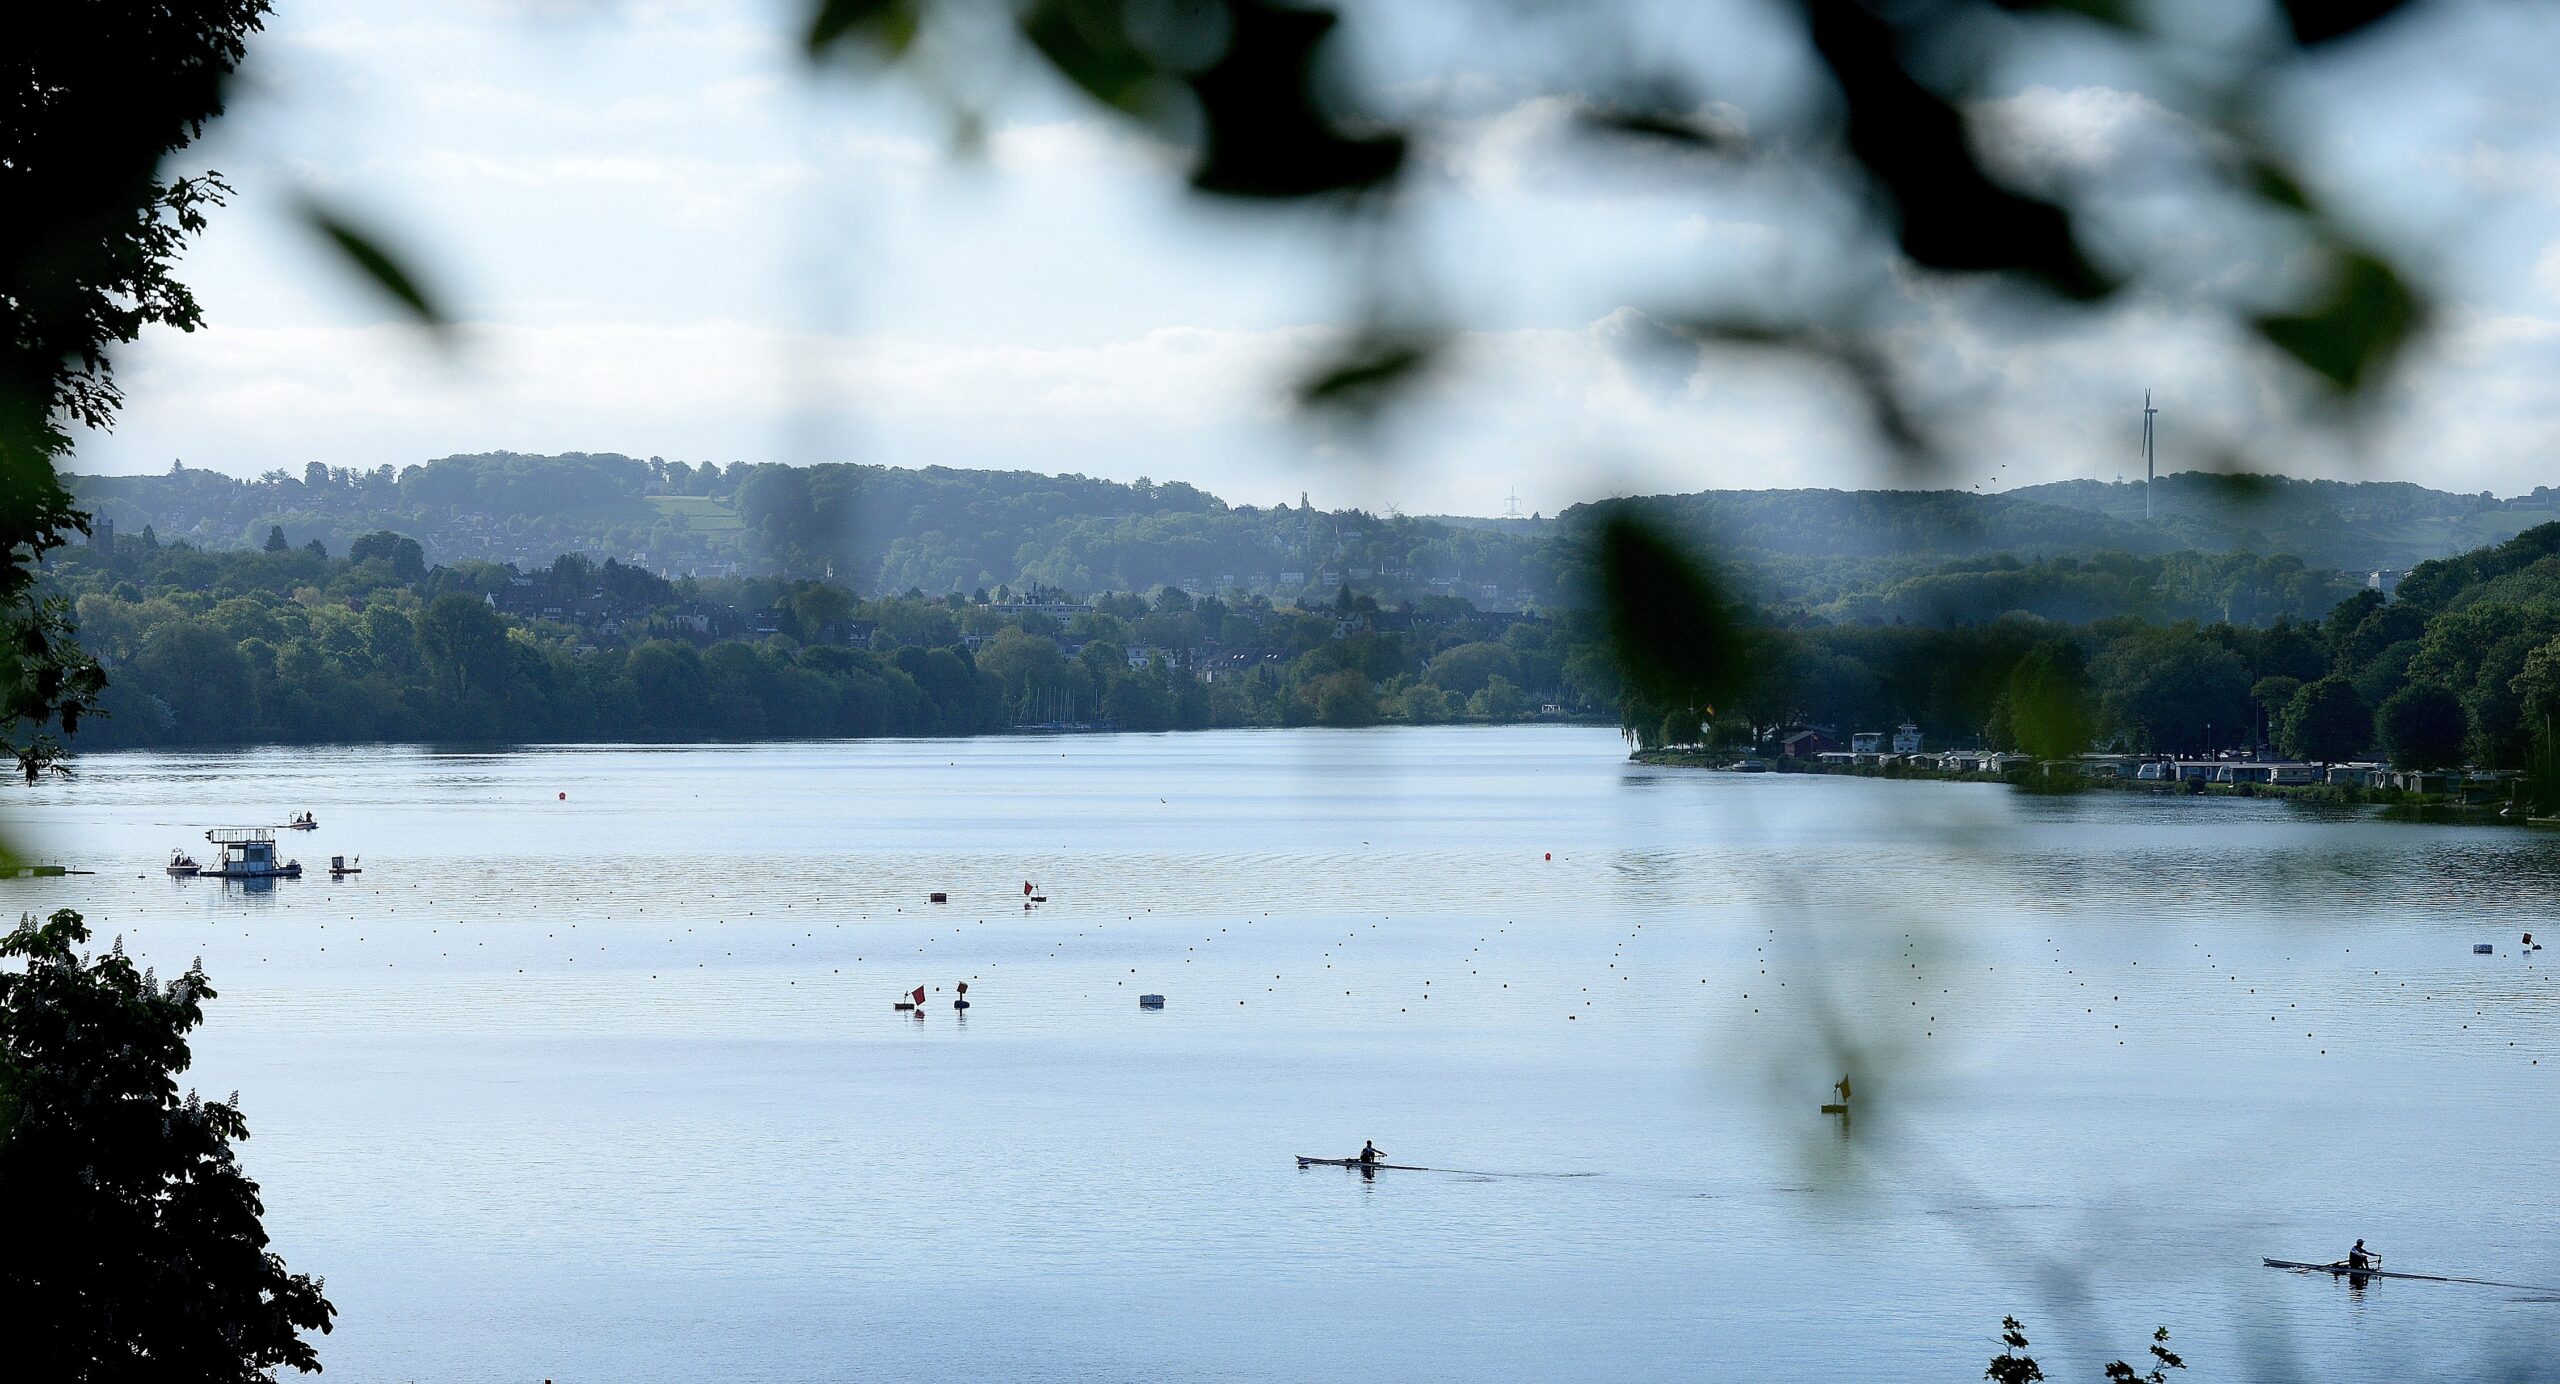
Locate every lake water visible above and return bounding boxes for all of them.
[14,726,2560,1381]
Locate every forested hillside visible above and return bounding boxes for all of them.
[1619,520,2560,804]
[46,534,1587,749]
[57,487,2560,782]
[70,454,2551,630]
[2013,474,2550,570]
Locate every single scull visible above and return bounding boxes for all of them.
[1297,1156,1430,1171]
[2263,1259,2560,1292]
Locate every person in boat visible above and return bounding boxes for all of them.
[1358,1140,1385,1166]
[2346,1239,2376,1271]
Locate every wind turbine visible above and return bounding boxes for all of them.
[2141,390,2158,519]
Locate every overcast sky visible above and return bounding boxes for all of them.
[76,0,2560,514]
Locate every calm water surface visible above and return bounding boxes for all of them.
[16,726,2560,1380]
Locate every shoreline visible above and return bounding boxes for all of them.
[1627,749,2537,820]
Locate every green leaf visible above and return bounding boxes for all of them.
[1596,513,1748,709]
[2256,247,2421,392]
[2279,0,2411,46]
[2248,157,2313,213]
[294,198,450,339]
[1184,0,1405,199]
[1987,0,2133,24]
[1019,0,1166,116]
[1574,77,1733,151]
[806,0,918,58]
[1802,0,2111,301]
[1295,330,1437,417]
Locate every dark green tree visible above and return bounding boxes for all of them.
[0,908,334,1377]
[2103,1327,2186,1384]
[128,620,253,741]
[2250,674,2303,747]
[1424,641,1520,697]
[2377,683,2468,771]
[2094,630,2251,755]
[1984,1315,2044,1384]
[2,3,274,777]
[261,524,287,553]
[2006,641,2098,761]
[2278,675,2371,763]
[412,592,509,705]
[346,530,427,583]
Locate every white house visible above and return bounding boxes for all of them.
[1891,721,1923,753]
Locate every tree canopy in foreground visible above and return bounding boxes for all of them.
[0,908,334,1379]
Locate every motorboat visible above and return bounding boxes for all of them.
[197,827,303,880]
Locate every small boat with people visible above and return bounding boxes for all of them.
[282,811,317,830]
[1298,1140,1423,1171]
[2264,1258,2425,1281]
[197,827,303,880]
[2264,1243,2560,1292]
[164,849,201,876]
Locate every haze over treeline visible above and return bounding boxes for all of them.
[68,452,2554,623]
[55,451,2560,780]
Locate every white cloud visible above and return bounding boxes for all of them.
[2438,142,2560,201]
[409,149,823,223]
[1422,95,1739,198]
[986,121,1176,176]
[1968,85,2210,196]
[69,0,2560,518]
[2531,242,2560,304]
[1671,214,1778,247]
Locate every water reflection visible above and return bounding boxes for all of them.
[13,730,2560,1381]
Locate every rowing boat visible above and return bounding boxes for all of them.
[2263,1258,2559,1291]
[1297,1156,1429,1171]
[2264,1258,2422,1280]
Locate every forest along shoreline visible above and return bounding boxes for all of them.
[56,457,2560,809]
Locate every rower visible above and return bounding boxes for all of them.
[2347,1239,2376,1271]
[1358,1140,1384,1167]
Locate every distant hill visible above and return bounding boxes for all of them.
[2011,474,2550,571]
[1564,475,2552,575]
[71,455,1556,610]
[66,455,2554,623]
